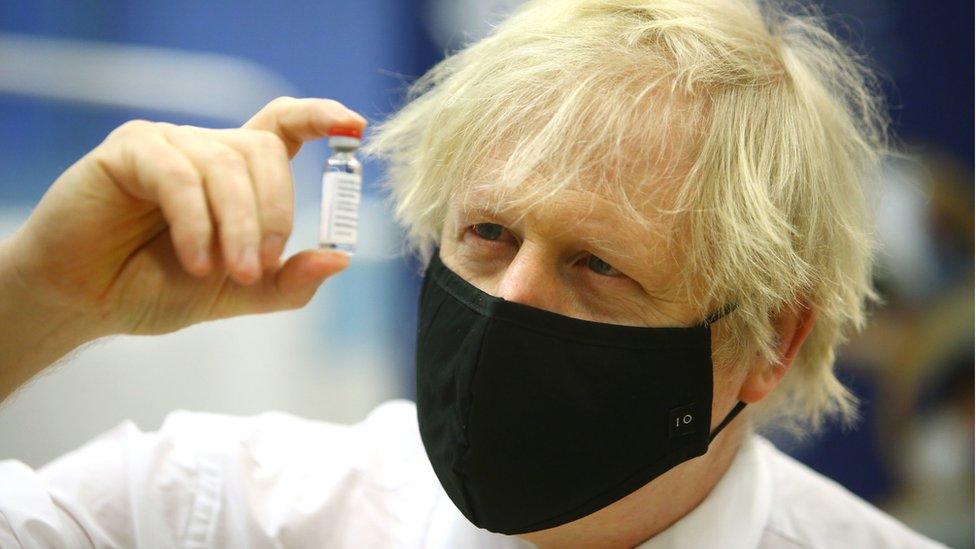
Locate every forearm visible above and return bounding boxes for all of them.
[0,236,103,403]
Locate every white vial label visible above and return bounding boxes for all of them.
[320,171,361,251]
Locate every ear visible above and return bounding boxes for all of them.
[738,304,818,403]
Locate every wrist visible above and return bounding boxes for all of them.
[0,234,106,401]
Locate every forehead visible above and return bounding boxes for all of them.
[456,182,655,228]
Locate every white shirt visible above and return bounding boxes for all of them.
[0,400,943,548]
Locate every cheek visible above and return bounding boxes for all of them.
[583,292,659,327]
[437,234,512,298]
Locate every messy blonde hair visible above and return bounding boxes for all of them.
[362,0,888,429]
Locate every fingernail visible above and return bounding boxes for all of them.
[261,234,285,265]
[239,246,260,278]
[191,248,211,273]
[345,108,367,124]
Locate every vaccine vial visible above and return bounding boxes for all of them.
[320,127,362,255]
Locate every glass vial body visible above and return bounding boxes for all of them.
[320,130,362,255]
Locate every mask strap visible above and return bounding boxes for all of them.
[708,401,747,442]
[700,303,745,442]
[702,302,738,326]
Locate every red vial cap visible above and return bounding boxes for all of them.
[328,127,362,138]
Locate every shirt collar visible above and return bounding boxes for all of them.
[635,434,772,549]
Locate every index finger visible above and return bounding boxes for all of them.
[242,97,367,158]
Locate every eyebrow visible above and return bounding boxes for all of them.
[578,230,655,274]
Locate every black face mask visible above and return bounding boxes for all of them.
[415,251,745,535]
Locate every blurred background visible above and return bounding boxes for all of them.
[0,1,971,546]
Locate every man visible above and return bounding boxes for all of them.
[0,0,944,547]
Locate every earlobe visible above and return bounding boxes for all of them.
[738,363,789,403]
[737,305,818,404]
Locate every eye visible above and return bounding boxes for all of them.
[586,254,621,276]
[472,223,504,240]
[469,222,517,244]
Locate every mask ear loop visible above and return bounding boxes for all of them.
[701,302,738,326]
[702,302,747,442]
[709,401,747,442]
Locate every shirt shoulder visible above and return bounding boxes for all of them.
[31,399,442,548]
[149,399,429,486]
[756,437,946,549]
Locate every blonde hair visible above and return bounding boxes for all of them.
[362,0,889,429]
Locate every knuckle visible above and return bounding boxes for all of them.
[261,203,293,229]
[110,119,155,138]
[262,200,293,219]
[186,221,213,240]
[89,140,119,166]
[269,96,296,109]
[173,223,210,246]
[120,119,155,132]
[250,130,287,155]
[163,124,199,142]
[222,211,259,234]
[159,161,199,187]
[210,148,246,170]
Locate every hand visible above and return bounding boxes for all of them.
[3,96,367,337]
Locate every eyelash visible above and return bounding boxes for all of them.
[464,222,623,278]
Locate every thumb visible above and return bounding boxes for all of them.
[271,249,349,309]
